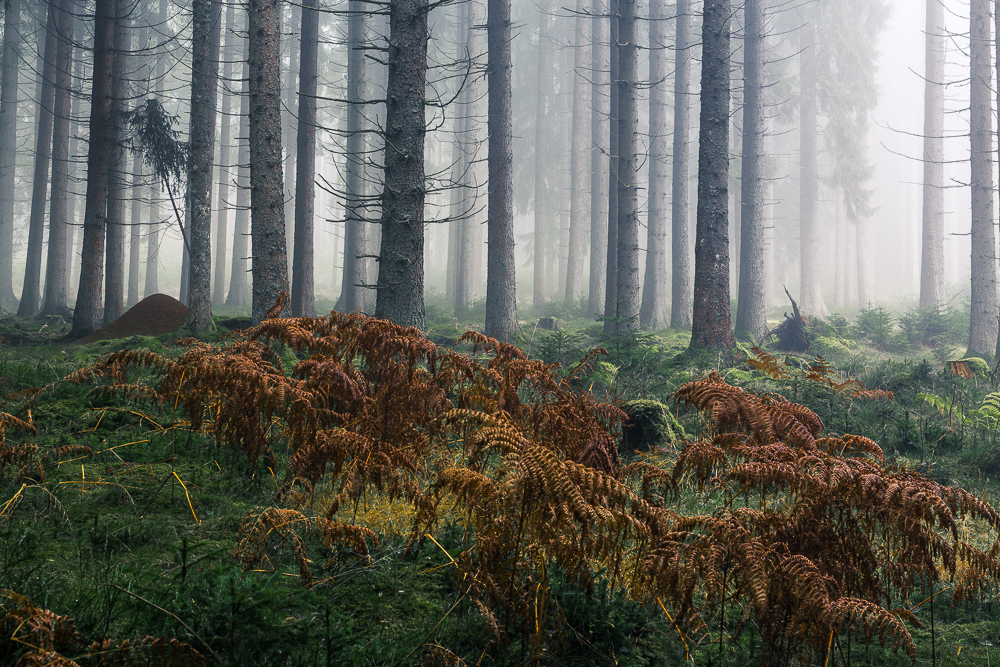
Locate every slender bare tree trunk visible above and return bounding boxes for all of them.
[283,1,301,266]
[104,0,129,324]
[127,17,150,308]
[186,0,223,330]
[856,218,874,309]
[639,0,668,329]
[565,0,589,302]
[454,0,480,318]
[374,0,428,328]
[588,0,609,316]
[968,0,996,358]
[689,0,735,351]
[143,0,168,298]
[41,0,73,317]
[734,0,767,341]
[447,1,468,312]
[291,0,318,316]
[0,0,20,310]
[68,17,84,301]
[19,1,60,315]
[484,0,516,340]
[920,0,946,309]
[833,195,846,310]
[213,0,237,307]
[71,0,115,337]
[225,9,251,309]
[533,0,551,308]
[601,0,619,334]
[335,1,370,314]
[670,0,692,328]
[249,0,290,322]
[614,0,639,330]
[798,22,828,317]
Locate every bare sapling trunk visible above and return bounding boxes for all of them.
[670,0,692,328]
[614,0,639,330]
[588,0,609,316]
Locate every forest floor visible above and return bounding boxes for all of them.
[0,298,999,666]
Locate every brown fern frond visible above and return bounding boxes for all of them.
[86,636,206,667]
[746,348,791,380]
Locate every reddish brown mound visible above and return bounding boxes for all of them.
[79,293,188,343]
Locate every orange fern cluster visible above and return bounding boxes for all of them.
[0,590,205,666]
[641,372,1000,663]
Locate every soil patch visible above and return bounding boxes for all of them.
[79,293,188,343]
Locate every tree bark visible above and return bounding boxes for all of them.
[0,0,21,310]
[213,0,237,307]
[291,0,318,316]
[601,0,619,334]
[71,0,116,337]
[186,0,223,331]
[588,0,609,316]
[565,0,589,302]
[249,0,290,323]
[734,0,767,341]
[19,0,60,316]
[374,0,428,329]
[453,0,479,318]
[798,22,827,318]
[335,1,371,314]
[689,0,735,352]
[104,0,129,324]
[670,0,692,328]
[484,0,516,340]
[639,0,667,329]
[968,0,997,358]
[143,0,168,299]
[532,0,551,308]
[225,8,251,309]
[40,0,73,317]
[614,0,639,330]
[919,0,946,309]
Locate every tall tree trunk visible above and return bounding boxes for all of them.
[856,217,874,308]
[919,0,945,309]
[968,0,997,358]
[19,0,60,316]
[374,0,428,328]
[40,0,73,317]
[186,0,223,331]
[689,0,735,352]
[833,194,846,309]
[639,0,667,329]
[225,8,251,309]
[71,0,115,337]
[614,0,639,330]
[532,0,550,308]
[484,0,516,340]
[335,1,370,314]
[68,16,84,300]
[144,0,168,298]
[588,0,609,315]
[734,0,767,341]
[454,0,479,318]
[565,2,589,303]
[446,2,466,311]
[104,0,128,324]
[291,0,318,316]
[0,0,20,310]
[249,0,290,322]
[670,0,692,328]
[798,22,827,317]
[127,17,150,308]
[213,0,237,307]
[601,0,619,334]
[283,1,301,267]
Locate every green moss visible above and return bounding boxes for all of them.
[960,356,991,377]
[812,336,854,360]
[620,399,685,454]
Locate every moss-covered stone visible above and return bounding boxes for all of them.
[812,336,853,360]
[620,399,685,455]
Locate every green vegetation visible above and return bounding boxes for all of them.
[2,304,1000,666]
